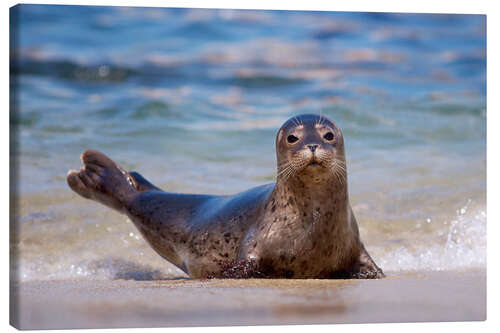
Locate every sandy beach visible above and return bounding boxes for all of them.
[10,270,485,329]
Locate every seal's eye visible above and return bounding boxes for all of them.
[287,135,299,144]
[323,132,334,141]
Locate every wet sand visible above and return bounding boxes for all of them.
[10,270,486,330]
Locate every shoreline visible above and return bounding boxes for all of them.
[10,269,486,329]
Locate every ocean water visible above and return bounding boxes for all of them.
[10,5,486,281]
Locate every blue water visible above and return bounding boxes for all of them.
[10,5,486,281]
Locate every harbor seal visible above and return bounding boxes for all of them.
[67,114,384,279]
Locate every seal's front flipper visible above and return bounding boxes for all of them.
[128,171,161,192]
[349,246,385,279]
[67,149,137,212]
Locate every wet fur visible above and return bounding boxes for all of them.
[67,114,384,279]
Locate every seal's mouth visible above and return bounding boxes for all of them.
[301,154,325,169]
[307,158,323,167]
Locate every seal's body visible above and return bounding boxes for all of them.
[67,114,384,279]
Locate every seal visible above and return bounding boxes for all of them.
[67,114,384,279]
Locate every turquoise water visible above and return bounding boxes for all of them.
[10,5,486,281]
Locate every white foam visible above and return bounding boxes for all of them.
[378,202,486,273]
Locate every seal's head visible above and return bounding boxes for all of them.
[276,114,346,183]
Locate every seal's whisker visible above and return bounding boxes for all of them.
[333,163,346,174]
[278,160,294,170]
[330,164,340,184]
[281,165,296,181]
[277,160,298,181]
[291,115,302,128]
[277,165,292,178]
[294,114,302,126]
[277,161,291,171]
[277,165,290,177]
[335,168,345,186]
[318,111,324,126]
[296,115,303,126]
[328,159,347,186]
[278,160,292,166]
[332,160,346,171]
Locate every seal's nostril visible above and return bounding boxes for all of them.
[307,145,318,153]
[307,144,318,152]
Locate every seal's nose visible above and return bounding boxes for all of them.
[307,144,318,153]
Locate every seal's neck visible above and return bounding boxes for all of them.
[273,167,349,219]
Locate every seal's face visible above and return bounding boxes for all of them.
[276,114,346,183]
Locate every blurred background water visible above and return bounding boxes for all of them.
[10,5,486,281]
